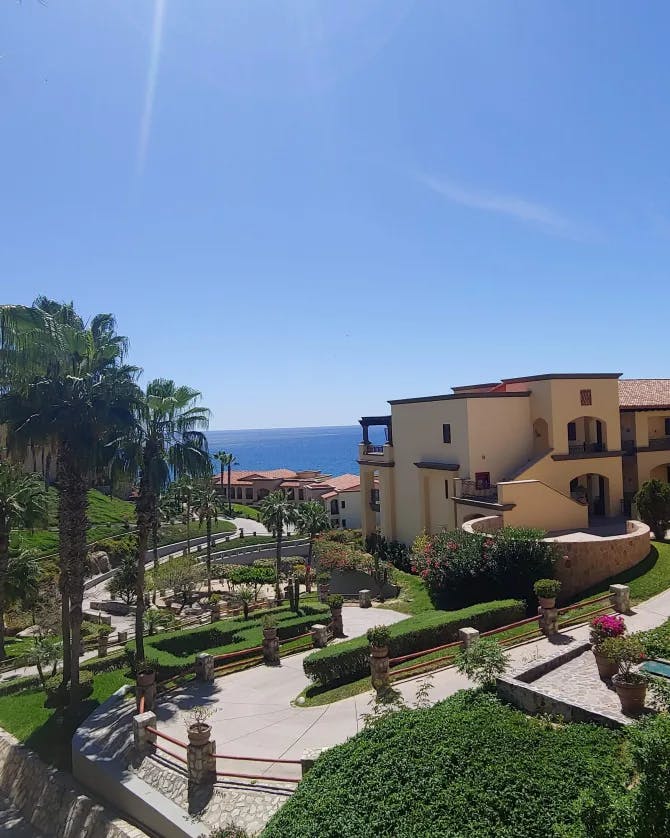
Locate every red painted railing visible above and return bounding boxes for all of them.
[214,645,263,663]
[389,639,460,666]
[480,613,541,638]
[212,751,301,765]
[557,592,611,615]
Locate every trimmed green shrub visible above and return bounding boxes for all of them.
[261,691,631,838]
[635,479,670,540]
[303,599,524,687]
[627,713,670,837]
[126,603,329,679]
[45,670,94,707]
[533,578,562,598]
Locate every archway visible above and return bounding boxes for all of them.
[650,463,670,484]
[569,473,611,519]
[532,418,549,456]
[566,416,608,454]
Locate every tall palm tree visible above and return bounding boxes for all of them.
[175,475,195,554]
[0,302,138,708]
[259,490,297,604]
[119,379,210,664]
[0,463,46,658]
[296,500,330,566]
[196,482,219,596]
[213,450,237,513]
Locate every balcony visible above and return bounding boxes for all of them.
[458,479,498,503]
[649,436,670,451]
[568,441,605,456]
[364,444,385,454]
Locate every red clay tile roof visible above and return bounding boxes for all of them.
[211,469,297,486]
[619,379,670,409]
[321,473,361,493]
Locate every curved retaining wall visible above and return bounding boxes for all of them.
[462,516,651,599]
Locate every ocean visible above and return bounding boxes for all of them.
[205,425,387,477]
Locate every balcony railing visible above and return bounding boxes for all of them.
[567,442,605,456]
[649,436,670,451]
[364,444,385,454]
[459,480,498,503]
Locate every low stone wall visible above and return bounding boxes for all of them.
[550,521,650,599]
[461,515,503,535]
[0,729,146,837]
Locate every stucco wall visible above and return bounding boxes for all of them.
[498,479,588,532]
[0,729,145,838]
[549,520,650,598]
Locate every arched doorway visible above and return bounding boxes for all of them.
[570,473,610,519]
[567,416,608,455]
[533,418,549,456]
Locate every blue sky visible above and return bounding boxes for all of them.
[2,1,669,428]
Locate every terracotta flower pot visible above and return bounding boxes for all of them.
[612,676,647,716]
[538,596,556,609]
[137,670,155,688]
[593,651,619,680]
[371,645,388,658]
[187,723,211,747]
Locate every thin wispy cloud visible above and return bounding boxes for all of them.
[137,0,166,174]
[419,174,575,237]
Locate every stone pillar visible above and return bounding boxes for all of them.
[263,627,280,666]
[370,646,390,693]
[330,607,344,638]
[458,627,479,650]
[117,630,128,643]
[318,583,330,604]
[301,747,325,778]
[136,671,157,713]
[195,652,214,682]
[133,710,157,754]
[539,607,559,637]
[97,634,108,658]
[359,589,372,608]
[210,605,221,624]
[187,737,216,786]
[311,624,328,648]
[610,584,631,614]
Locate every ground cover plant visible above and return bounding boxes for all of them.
[263,690,633,838]
[128,602,330,678]
[303,599,524,687]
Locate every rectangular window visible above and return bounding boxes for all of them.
[442,423,451,443]
[236,487,243,499]
[445,479,449,499]
[665,418,670,436]
[330,499,339,515]
[341,500,346,509]
[580,389,592,406]
[568,422,577,441]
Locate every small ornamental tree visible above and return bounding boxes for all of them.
[455,637,509,689]
[635,479,670,540]
[107,552,138,606]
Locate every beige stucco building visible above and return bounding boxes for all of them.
[359,374,670,545]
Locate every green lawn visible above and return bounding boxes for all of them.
[380,569,435,616]
[229,503,261,521]
[0,665,131,769]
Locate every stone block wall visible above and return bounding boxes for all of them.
[0,730,146,838]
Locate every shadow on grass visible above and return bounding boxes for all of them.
[24,695,105,771]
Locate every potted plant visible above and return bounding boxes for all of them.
[533,578,562,609]
[186,705,215,746]
[600,635,647,715]
[262,613,278,639]
[327,593,344,613]
[367,624,391,657]
[317,572,330,603]
[589,614,626,679]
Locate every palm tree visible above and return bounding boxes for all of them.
[0,463,46,657]
[259,490,297,604]
[213,450,237,513]
[296,500,330,590]
[196,482,219,596]
[120,379,210,665]
[0,302,138,708]
[175,475,195,554]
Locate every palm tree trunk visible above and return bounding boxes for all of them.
[151,519,159,605]
[227,464,232,514]
[59,443,88,713]
[134,486,153,666]
[220,463,224,488]
[275,524,283,604]
[0,521,8,659]
[206,516,212,596]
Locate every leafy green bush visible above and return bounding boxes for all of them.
[455,637,509,688]
[303,599,524,687]
[412,527,555,607]
[44,670,94,707]
[261,691,631,838]
[126,603,329,679]
[94,534,137,565]
[635,479,670,540]
[327,594,344,610]
[366,625,390,647]
[639,617,670,658]
[313,539,374,572]
[626,713,670,837]
[533,578,562,598]
[365,533,411,572]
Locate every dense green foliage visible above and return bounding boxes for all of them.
[638,617,670,658]
[365,532,411,572]
[127,602,329,678]
[262,691,632,838]
[626,714,670,837]
[635,479,670,540]
[412,527,555,608]
[303,599,524,687]
[313,538,375,572]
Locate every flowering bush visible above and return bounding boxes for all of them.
[589,614,626,649]
[314,539,374,573]
[411,527,555,608]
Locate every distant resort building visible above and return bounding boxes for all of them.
[214,469,377,530]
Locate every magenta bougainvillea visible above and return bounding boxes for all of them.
[589,614,626,648]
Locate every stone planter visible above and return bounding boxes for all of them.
[187,723,212,747]
[593,650,619,680]
[612,676,647,716]
[318,583,330,604]
[538,596,556,609]
[371,644,388,659]
[330,606,344,638]
[137,670,156,688]
[370,644,389,691]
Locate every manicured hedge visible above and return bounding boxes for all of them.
[262,691,631,838]
[126,603,329,679]
[303,599,524,687]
